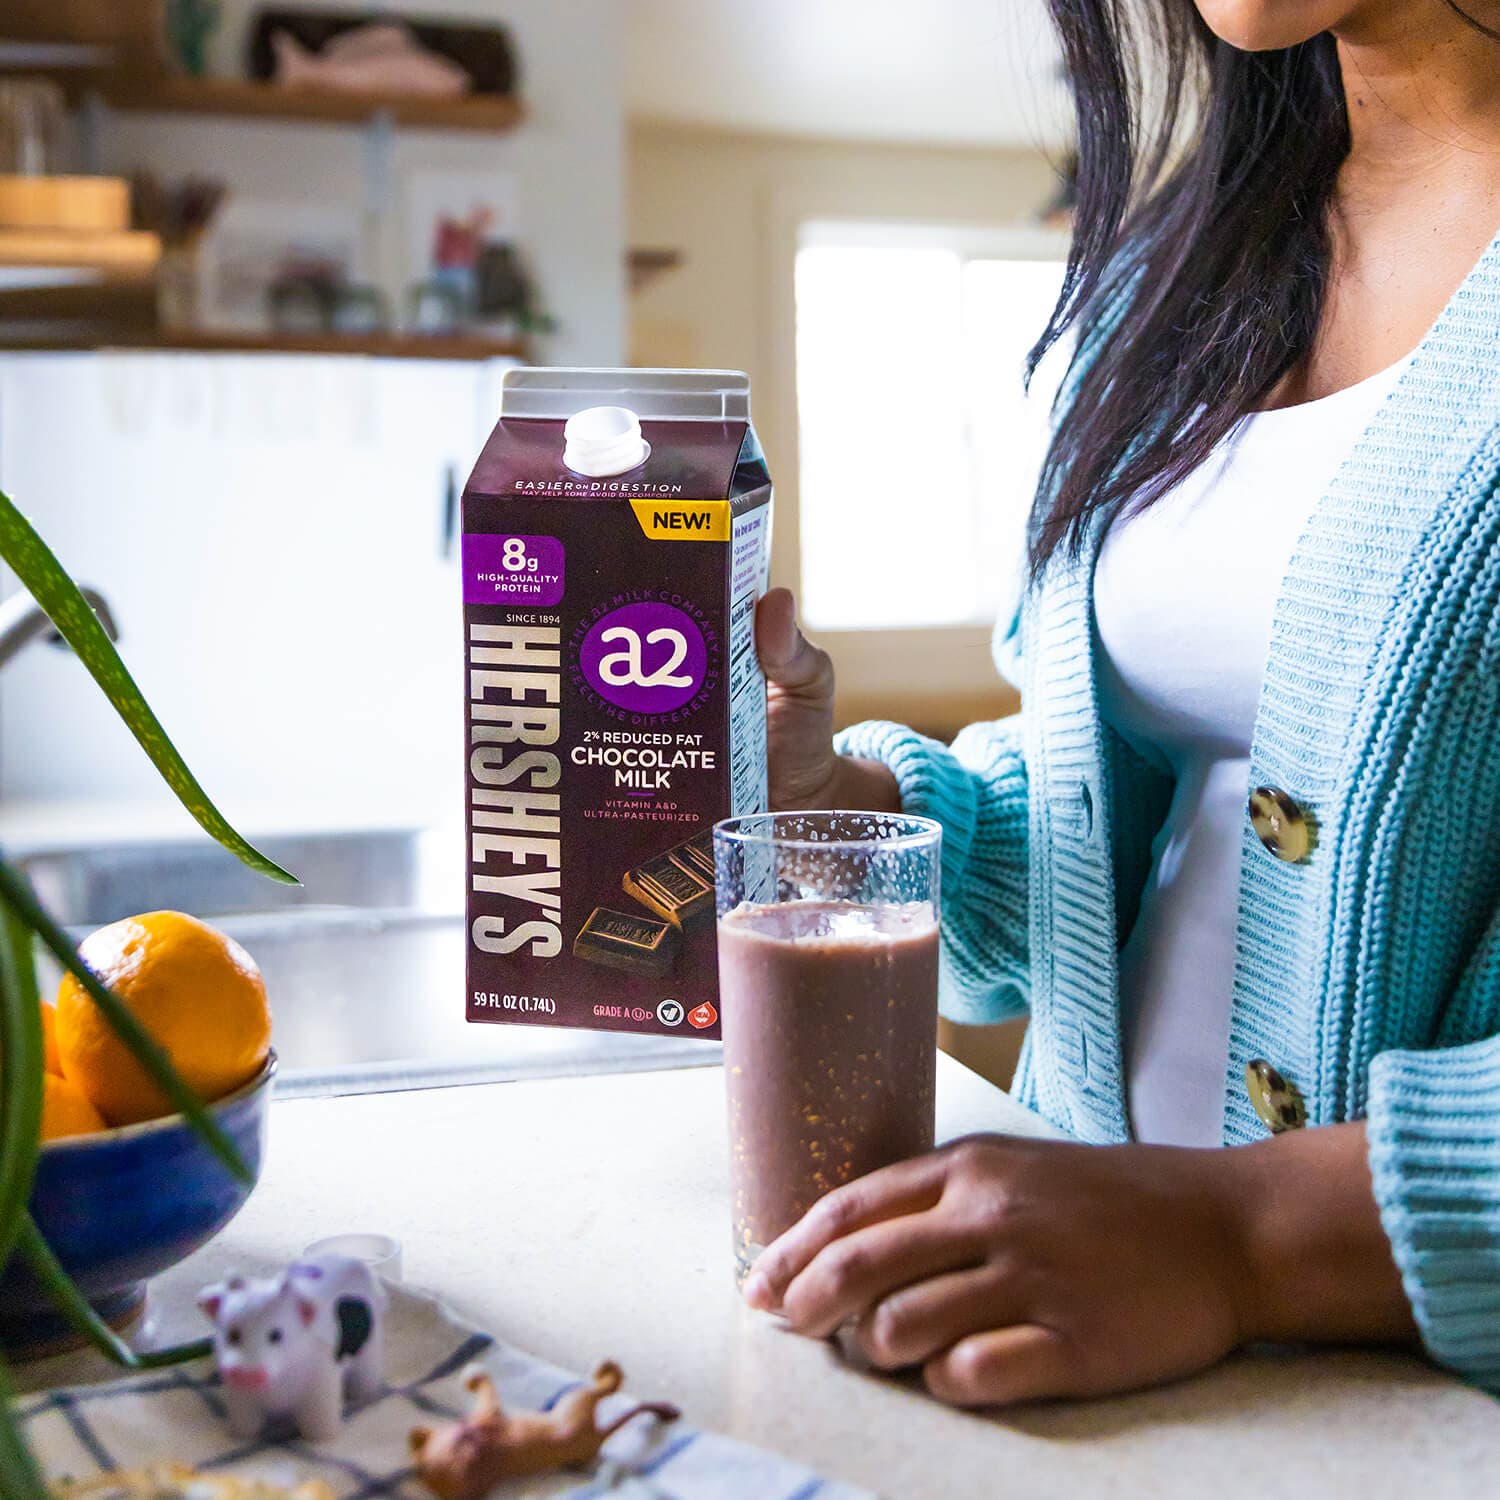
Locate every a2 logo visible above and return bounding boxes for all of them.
[596,625,694,690]
[578,600,708,715]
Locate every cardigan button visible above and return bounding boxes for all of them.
[1248,786,1313,862]
[1245,1059,1307,1133]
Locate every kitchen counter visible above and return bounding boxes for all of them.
[21,1057,1500,1498]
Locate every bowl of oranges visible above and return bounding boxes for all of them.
[0,911,275,1359]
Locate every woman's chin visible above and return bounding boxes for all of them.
[1192,0,1353,52]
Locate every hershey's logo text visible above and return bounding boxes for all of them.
[468,622,562,959]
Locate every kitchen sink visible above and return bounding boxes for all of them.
[16,830,720,1097]
[19,828,441,927]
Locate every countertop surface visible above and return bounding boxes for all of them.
[22,1057,1500,1499]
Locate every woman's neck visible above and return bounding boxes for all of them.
[1335,1,1500,194]
[1270,3,1500,404]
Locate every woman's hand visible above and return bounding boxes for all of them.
[743,1127,1416,1407]
[756,587,899,813]
[744,1136,1247,1404]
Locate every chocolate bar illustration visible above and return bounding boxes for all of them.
[573,907,680,976]
[623,851,714,929]
[667,828,716,885]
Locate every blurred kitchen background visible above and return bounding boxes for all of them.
[0,0,1074,1088]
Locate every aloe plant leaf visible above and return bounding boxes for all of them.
[0,1355,48,1500]
[0,488,296,885]
[0,902,44,1272]
[0,867,249,1185]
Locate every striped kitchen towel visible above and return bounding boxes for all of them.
[15,1278,873,1500]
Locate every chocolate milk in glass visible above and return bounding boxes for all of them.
[713,814,941,1280]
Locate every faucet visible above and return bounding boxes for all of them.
[0,587,118,669]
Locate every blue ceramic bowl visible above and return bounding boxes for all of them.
[0,1052,276,1360]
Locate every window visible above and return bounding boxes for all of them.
[794,222,1067,632]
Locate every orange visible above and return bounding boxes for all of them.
[0,1000,63,1081]
[40,1073,107,1141]
[55,911,271,1128]
[41,1002,62,1075]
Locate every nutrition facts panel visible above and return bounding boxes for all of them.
[728,505,771,818]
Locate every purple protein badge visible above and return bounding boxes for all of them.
[463,532,565,606]
[578,600,708,715]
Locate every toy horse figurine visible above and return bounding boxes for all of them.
[409,1362,680,1497]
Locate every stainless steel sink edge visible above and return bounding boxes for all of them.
[17,828,457,928]
[275,1042,725,1100]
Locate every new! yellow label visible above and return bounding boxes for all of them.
[630,499,731,541]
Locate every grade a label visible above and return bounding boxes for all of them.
[463,533,566,607]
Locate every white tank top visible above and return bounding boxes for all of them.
[1094,357,1410,1147]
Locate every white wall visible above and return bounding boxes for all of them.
[625,0,1069,148]
[100,0,626,367]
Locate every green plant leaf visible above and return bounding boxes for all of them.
[0,487,296,885]
[0,903,44,1273]
[0,866,250,1185]
[0,906,47,1500]
[16,1214,212,1370]
[0,1354,48,1500]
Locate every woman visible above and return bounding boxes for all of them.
[744,0,1500,1406]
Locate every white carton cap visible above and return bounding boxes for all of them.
[562,404,651,477]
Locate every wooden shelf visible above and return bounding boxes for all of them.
[92,74,525,132]
[0,227,159,274]
[0,327,527,361]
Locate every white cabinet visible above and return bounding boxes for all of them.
[0,353,511,828]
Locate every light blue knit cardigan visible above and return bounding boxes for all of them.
[837,226,1500,1390]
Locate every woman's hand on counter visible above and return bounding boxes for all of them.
[742,1127,1417,1406]
[757,587,899,814]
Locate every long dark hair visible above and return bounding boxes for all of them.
[1029,2,1500,575]
[1027,6,1352,573]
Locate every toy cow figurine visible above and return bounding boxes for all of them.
[410,1362,679,1498]
[198,1256,387,1441]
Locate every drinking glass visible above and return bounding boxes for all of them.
[713,811,942,1285]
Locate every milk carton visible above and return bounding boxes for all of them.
[461,369,772,1040]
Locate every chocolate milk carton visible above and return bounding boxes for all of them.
[461,369,772,1041]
